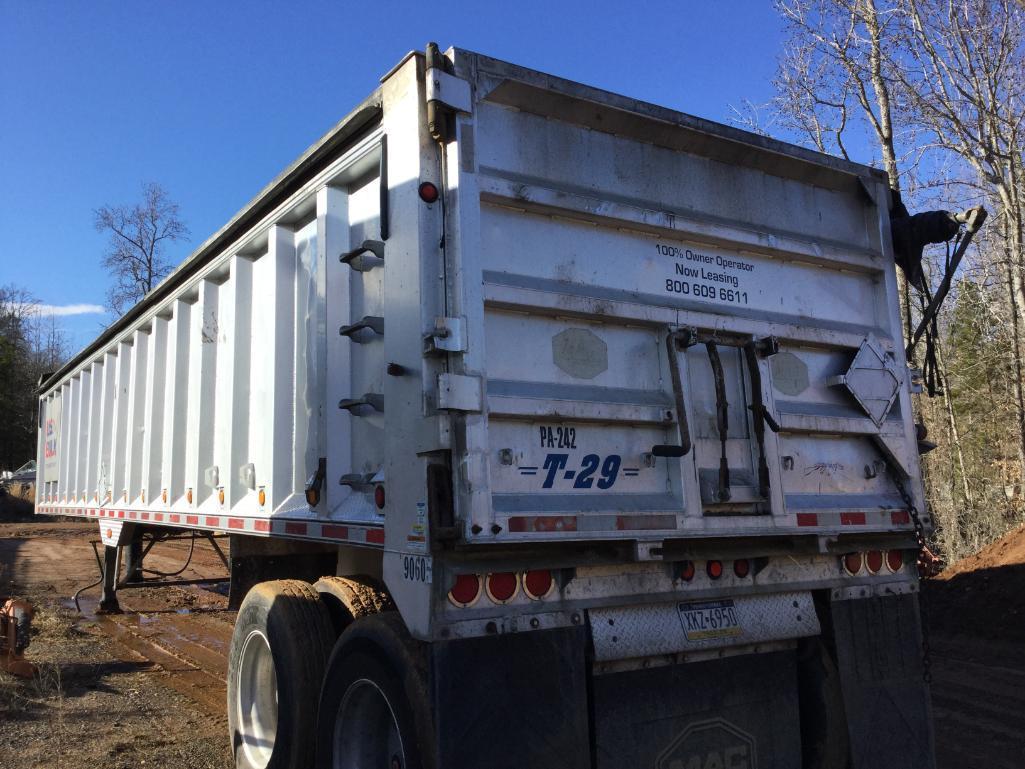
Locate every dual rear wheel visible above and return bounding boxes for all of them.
[227,579,422,769]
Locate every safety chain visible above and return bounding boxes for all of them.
[892,470,934,684]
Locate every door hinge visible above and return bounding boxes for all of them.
[424,316,467,354]
[437,373,482,412]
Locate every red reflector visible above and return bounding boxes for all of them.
[418,181,440,203]
[374,485,385,509]
[486,572,519,603]
[865,550,884,574]
[886,550,904,572]
[733,559,750,578]
[796,513,818,527]
[842,552,863,576]
[706,560,723,579]
[678,560,695,582]
[523,570,554,600]
[891,510,910,525]
[448,574,481,607]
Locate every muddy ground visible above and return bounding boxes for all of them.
[0,521,234,768]
[1,520,1023,768]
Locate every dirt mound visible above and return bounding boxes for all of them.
[928,523,1025,643]
[938,523,1025,578]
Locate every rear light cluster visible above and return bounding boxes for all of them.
[676,559,752,581]
[448,570,555,608]
[841,549,906,576]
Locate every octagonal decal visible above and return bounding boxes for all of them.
[552,328,608,379]
[656,717,757,769]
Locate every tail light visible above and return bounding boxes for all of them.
[842,552,863,576]
[733,559,750,578]
[865,550,884,574]
[522,570,554,600]
[485,572,519,603]
[706,560,723,579]
[885,550,904,572]
[677,560,695,582]
[374,485,386,510]
[418,181,440,203]
[448,574,482,607]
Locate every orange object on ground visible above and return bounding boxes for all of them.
[0,598,35,678]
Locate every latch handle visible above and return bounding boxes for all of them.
[339,315,384,341]
[663,330,693,456]
[340,240,384,272]
[338,393,384,413]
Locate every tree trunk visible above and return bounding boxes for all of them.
[933,337,973,506]
[1001,219,1025,489]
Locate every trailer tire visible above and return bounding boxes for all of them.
[228,579,335,769]
[798,638,850,769]
[313,574,395,636]
[316,613,432,769]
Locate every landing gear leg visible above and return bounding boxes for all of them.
[124,537,144,583]
[97,545,121,614]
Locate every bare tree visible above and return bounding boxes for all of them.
[94,183,189,316]
[775,0,905,188]
[762,0,1025,559]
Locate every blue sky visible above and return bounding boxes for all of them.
[2,1,795,352]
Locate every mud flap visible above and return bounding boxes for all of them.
[593,650,801,769]
[830,592,936,769]
[429,626,590,769]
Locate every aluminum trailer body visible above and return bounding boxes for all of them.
[37,46,934,769]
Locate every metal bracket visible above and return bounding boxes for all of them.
[339,472,375,491]
[673,326,699,350]
[424,317,467,354]
[340,315,384,342]
[239,463,256,490]
[426,67,473,114]
[340,240,385,272]
[437,374,482,412]
[757,336,780,356]
[339,393,384,413]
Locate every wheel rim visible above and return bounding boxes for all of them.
[236,629,278,768]
[333,678,405,769]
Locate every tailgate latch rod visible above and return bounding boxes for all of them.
[705,340,731,502]
[744,341,774,499]
[653,330,694,458]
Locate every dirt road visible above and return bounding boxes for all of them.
[1,520,1023,768]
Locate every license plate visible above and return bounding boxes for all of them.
[677,599,743,641]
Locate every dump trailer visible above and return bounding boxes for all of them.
[37,45,937,769]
